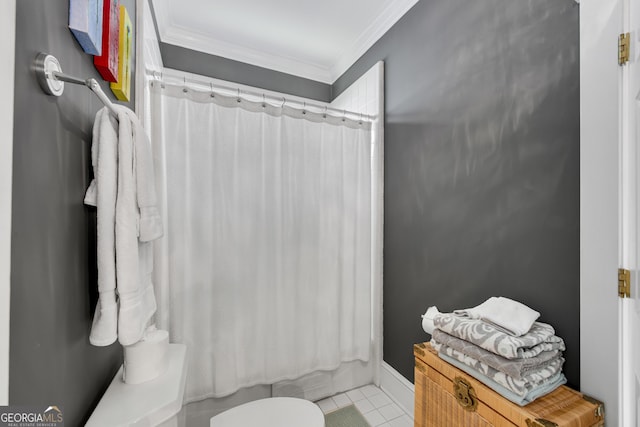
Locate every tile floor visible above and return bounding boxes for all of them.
[316,384,413,427]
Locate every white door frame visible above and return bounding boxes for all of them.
[619,0,640,424]
[580,0,623,425]
[0,0,16,406]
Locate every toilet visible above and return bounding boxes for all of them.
[209,397,325,427]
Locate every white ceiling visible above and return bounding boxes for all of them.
[151,0,419,83]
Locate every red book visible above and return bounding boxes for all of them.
[94,0,120,82]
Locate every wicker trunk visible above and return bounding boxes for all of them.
[414,342,604,427]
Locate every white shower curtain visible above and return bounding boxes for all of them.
[149,82,373,401]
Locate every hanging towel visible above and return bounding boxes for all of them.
[85,108,119,346]
[433,314,565,359]
[85,106,163,347]
[86,109,163,242]
[454,297,540,336]
[129,108,163,242]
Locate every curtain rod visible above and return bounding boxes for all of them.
[145,68,375,122]
[34,52,119,117]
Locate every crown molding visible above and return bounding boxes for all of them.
[329,0,419,81]
[152,0,419,84]
[161,23,334,83]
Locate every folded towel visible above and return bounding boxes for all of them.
[454,297,540,336]
[433,314,565,359]
[431,339,564,397]
[421,306,441,335]
[432,329,561,380]
[439,352,567,406]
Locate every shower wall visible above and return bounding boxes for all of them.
[333,0,580,388]
[10,0,137,424]
[331,61,385,389]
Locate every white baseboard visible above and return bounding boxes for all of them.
[380,361,414,419]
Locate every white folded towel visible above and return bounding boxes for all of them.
[421,306,441,335]
[454,297,540,336]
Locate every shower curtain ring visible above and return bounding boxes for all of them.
[323,106,327,119]
[282,97,286,108]
[342,110,346,122]
[210,82,215,98]
[183,76,188,93]
[262,94,266,108]
[302,102,306,115]
[160,72,165,89]
[359,113,363,125]
[237,88,241,103]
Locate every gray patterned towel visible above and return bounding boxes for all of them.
[431,339,564,397]
[433,314,565,359]
[439,352,567,406]
[432,329,561,380]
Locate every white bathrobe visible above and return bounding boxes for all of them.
[85,106,163,347]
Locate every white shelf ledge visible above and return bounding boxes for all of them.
[86,344,187,427]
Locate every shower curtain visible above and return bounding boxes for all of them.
[149,81,374,401]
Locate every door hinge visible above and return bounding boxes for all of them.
[619,32,630,65]
[618,268,631,298]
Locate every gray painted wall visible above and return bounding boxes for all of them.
[334,0,580,388]
[160,43,332,102]
[10,0,136,424]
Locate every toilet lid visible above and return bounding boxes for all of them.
[210,397,324,427]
